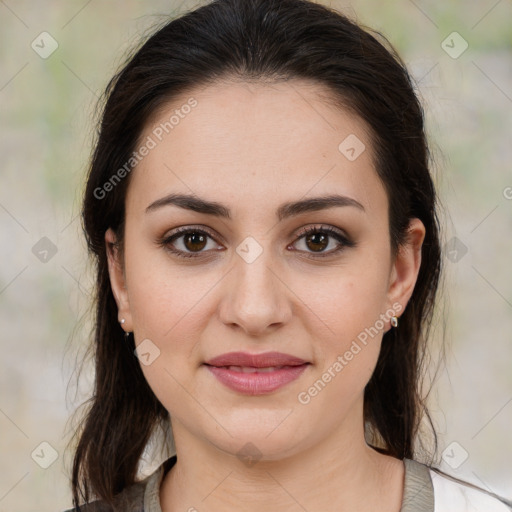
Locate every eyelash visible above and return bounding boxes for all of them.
[158,225,355,260]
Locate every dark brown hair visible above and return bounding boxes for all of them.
[69,0,450,507]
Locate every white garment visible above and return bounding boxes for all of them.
[430,469,511,511]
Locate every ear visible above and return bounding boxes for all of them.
[386,218,425,322]
[105,228,133,332]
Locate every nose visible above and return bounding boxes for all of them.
[218,246,292,336]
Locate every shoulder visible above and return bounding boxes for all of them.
[61,502,114,512]
[429,468,512,512]
[64,455,177,512]
[61,476,147,512]
[62,455,177,512]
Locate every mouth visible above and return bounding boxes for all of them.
[204,350,309,368]
[203,352,310,395]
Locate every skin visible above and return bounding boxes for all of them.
[106,79,425,511]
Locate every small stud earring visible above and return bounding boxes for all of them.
[391,316,398,328]
[120,319,125,325]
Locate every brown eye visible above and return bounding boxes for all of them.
[159,227,221,259]
[183,232,207,252]
[304,232,329,252]
[292,225,355,258]
[159,225,354,260]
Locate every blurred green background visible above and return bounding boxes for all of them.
[0,1,511,510]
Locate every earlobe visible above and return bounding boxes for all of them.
[105,228,133,331]
[387,218,425,320]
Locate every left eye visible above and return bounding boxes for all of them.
[159,225,353,259]
[291,226,353,257]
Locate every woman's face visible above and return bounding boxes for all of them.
[107,79,424,461]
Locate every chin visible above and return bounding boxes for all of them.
[214,436,304,465]
[203,418,309,463]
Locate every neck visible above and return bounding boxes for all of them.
[159,400,404,512]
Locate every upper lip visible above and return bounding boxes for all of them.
[204,351,308,368]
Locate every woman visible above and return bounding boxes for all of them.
[65,0,511,510]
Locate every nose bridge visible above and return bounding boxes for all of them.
[237,244,275,296]
[220,236,289,334]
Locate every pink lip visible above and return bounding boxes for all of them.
[204,351,310,395]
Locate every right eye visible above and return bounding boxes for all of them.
[158,226,223,259]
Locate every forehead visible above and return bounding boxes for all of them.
[127,79,385,216]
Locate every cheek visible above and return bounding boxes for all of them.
[295,259,390,394]
[301,262,390,345]
[124,238,217,340]
[295,282,384,423]
[123,250,225,412]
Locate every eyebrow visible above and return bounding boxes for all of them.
[145,192,365,221]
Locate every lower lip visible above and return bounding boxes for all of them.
[205,364,309,395]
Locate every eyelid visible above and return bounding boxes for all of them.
[293,224,350,242]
